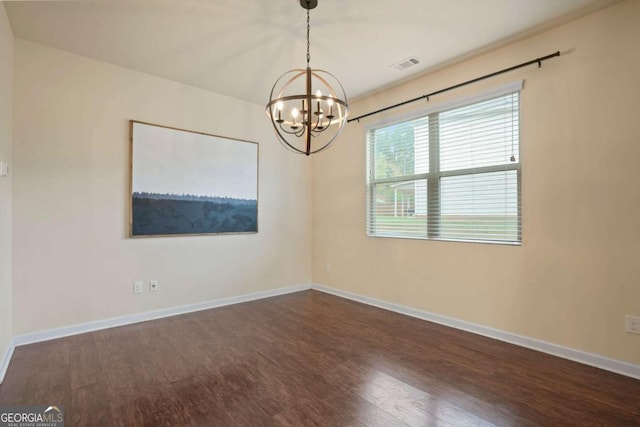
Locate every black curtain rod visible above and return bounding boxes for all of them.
[348,50,560,123]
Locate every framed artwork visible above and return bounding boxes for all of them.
[130,121,258,237]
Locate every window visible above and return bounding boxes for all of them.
[366,84,521,244]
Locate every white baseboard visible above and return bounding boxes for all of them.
[0,338,15,385]
[3,282,638,383]
[0,283,311,383]
[311,283,640,380]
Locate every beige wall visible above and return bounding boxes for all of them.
[12,40,311,335]
[312,0,640,365]
[0,4,13,361]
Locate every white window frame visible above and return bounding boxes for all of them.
[366,81,523,245]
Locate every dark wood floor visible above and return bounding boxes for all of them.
[1,290,639,426]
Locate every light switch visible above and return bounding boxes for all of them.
[0,162,8,177]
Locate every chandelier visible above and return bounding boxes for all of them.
[266,0,349,156]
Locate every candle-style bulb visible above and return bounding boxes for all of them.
[315,91,322,116]
[290,107,300,130]
[326,97,335,120]
[274,101,284,123]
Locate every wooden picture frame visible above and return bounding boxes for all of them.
[129,121,258,237]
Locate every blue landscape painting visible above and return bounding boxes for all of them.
[132,192,257,235]
[130,121,258,237]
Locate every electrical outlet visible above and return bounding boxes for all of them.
[625,315,640,334]
[149,280,159,292]
[133,281,144,295]
[325,262,331,272]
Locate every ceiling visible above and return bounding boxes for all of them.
[3,0,618,105]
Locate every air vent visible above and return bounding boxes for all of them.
[391,57,421,71]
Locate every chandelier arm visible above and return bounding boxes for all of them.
[309,118,349,153]
[311,118,331,135]
[312,113,323,131]
[271,121,309,155]
[278,121,305,137]
[278,125,299,136]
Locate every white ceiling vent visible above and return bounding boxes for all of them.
[391,57,421,71]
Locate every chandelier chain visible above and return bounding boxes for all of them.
[306,6,310,67]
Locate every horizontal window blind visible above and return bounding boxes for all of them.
[366,89,521,244]
[370,179,428,237]
[439,170,519,241]
[370,117,429,180]
[440,95,519,171]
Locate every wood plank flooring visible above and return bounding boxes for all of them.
[0,290,639,426]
